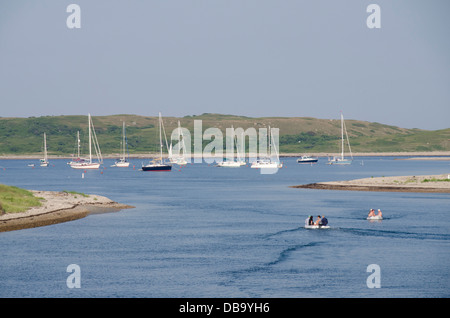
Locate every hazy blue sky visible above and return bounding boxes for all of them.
[0,0,449,130]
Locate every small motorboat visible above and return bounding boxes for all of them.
[297,155,318,163]
[367,215,383,220]
[305,224,330,229]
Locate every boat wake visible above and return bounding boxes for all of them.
[340,227,450,241]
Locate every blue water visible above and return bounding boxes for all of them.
[0,157,449,297]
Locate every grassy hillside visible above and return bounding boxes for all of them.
[0,114,448,155]
[0,184,42,213]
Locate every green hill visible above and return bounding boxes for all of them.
[0,114,448,155]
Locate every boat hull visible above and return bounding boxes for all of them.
[70,163,101,169]
[114,161,130,167]
[297,159,318,163]
[250,161,282,169]
[142,164,172,171]
[328,159,352,165]
[217,161,240,167]
[305,225,330,229]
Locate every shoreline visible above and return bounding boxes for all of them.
[0,190,134,233]
[291,174,450,193]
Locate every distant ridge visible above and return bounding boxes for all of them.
[0,114,448,155]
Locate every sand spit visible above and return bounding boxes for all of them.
[0,190,134,232]
[291,174,450,193]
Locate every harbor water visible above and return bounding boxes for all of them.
[0,157,449,297]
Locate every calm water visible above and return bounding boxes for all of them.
[0,157,449,297]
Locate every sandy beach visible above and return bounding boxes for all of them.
[291,174,450,193]
[0,190,134,232]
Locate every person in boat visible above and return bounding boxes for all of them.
[314,215,321,226]
[368,209,376,217]
[320,215,328,226]
[376,209,382,218]
[305,216,314,226]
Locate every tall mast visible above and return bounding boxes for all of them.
[88,113,92,163]
[43,132,47,161]
[341,112,344,160]
[77,131,80,157]
[122,121,126,160]
[159,112,163,161]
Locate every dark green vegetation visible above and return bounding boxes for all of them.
[422,178,450,183]
[0,184,42,213]
[0,114,448,155]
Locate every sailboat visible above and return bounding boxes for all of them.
[217,126,244,168]
[40,132,49,167]
[67,131,83,166]
[142,112,172,171]
[251,126,282,169]
[69,114,103,169]
[112,121,130,167]
[328,112,353,165]
[169,121,188,166]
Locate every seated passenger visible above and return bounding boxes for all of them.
[314,215,321,226]
[377,209,382,218]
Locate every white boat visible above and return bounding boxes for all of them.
[328,112,353,165]
[217,126,246,167]
[67,131,86,166]
[305,224,330,229]
[69,114,103,170]
[169,121,188,166]
[250,159,281,169]
[367,215,383,220]
[297,155,318,163]
[251,126,282,169]
[112,121,130,167]
[142,112,172,171]
[40,132,49,167]
[217,160,240,168]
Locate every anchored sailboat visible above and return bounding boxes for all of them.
[251,126,282,169]
[217,126,245,168]
[69,114,103,169]
[40,132,49,167]
[328,112,353,165]
[169,121,188,166]
[112,121,130,167]
[142,112,172,171]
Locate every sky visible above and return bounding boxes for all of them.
[0,0,449,130]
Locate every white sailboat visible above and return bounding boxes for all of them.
[328,112,353,165]
[217,160,240,168]
[69,114,103,169]
[236,130,246,166]
[169,121,188,166]
[112,121,130,167]
[142,112,172,171]
[217,126,245,168]
[40,132,49,167]
[251,126,282,169]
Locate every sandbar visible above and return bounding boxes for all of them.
[0,190,134,232]
[291,174,450,193]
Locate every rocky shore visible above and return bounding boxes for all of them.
[0,190,134,232]
[291,174,450,193]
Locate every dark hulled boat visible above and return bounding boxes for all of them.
[142,162,172,171]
